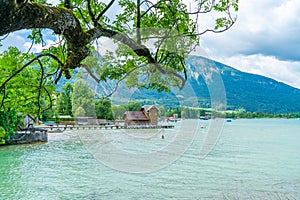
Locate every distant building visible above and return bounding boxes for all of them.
[123,105,159,126]
[141,105,159,125]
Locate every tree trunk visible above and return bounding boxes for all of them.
[0,1,90,78]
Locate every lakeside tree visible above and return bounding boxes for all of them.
[56,82,73,116]
[0,126,5,144]
[0,47,56,126]
[0,110,23,140]
[95,98,113,120]
[72,80,96,117]
[74,106,86,117]
[111,104,128,120]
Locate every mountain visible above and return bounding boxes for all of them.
[185,56,300,113]
[57,56,300,114]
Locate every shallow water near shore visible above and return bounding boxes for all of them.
[0,119,299,199]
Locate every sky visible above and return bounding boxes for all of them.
[1,0,300,88]
[198,0,300,88]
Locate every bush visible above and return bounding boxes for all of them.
[0,110,23,139]
[0,126,5,144]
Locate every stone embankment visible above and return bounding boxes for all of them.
[5,128,47,145]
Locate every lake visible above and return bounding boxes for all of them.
[0,119,299,199]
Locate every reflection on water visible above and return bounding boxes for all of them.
[0,119,299,199]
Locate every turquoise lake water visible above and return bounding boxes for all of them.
[0,119,299,199]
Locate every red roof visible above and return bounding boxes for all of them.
[124,111,149,121]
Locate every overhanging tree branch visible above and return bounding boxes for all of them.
[36,58,45,119]
[0,54,63,92]
[0,0,238,98]
[95,0,116,22]
[1,2,90,79]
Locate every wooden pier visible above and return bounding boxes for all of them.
[37,124,174,132]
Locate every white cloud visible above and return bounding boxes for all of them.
[198,0,300,88]
[201,0,300,61]
[0,29,60,54]
[0,31,28,51]
[46,0,60,5]
[217,54,300,89]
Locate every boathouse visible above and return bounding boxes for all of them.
[123,105,159,126]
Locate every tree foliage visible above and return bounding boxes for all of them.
[56,82,73,115]
[0,110,23,140]
[0,47,56,118]
[72,80,95,117]
[0,126,5,144]
[128,101,142,111]
[111,104,128,120]
[74,106,86,117]
[95,98,113,120]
